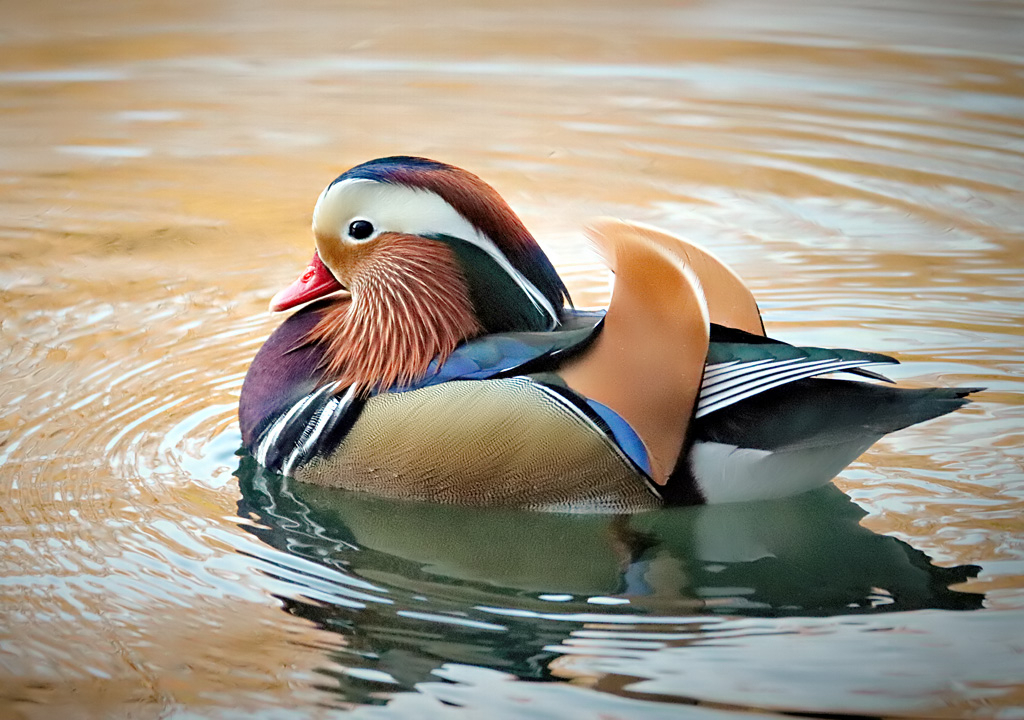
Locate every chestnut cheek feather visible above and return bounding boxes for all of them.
[305,233,482,395]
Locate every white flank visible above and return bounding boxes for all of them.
[690,439,875,504]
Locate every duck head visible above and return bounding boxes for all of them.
[270,156,571,393]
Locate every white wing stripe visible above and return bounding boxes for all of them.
[701,357,817,391]
[700,359,863,408]
[696,359,878,418]
[702,359,747,380]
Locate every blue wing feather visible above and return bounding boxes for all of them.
[394,311,603,392]
[585,398,652,476]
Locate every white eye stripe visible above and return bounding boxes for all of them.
[317,179,480,241]
[313,178,558,328]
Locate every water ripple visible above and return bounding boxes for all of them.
[2,0,1023,716]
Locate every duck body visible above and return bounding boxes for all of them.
[239,157,977,512]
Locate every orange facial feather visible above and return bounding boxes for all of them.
[305,233,483,395]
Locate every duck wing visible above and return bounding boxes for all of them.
[401,310,603,390]
[699,341,898,418]
[578,219,899,419]
[589,217,765,336]
[558,218,711,483]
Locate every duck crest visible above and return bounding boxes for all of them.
[305,232,483,394]
[329,156,571,314]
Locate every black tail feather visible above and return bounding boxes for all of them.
[693,380,982,453]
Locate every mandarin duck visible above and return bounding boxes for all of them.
[239,156,978,512]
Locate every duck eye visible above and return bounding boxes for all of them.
[348,219,374,240]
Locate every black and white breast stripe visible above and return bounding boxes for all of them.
[696,357,888,418]
[254,384,360,474]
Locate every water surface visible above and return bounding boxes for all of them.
[2,0,1023,717]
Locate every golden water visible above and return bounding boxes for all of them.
[2,0,1023,717]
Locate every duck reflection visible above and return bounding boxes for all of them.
[234,456,983,701]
